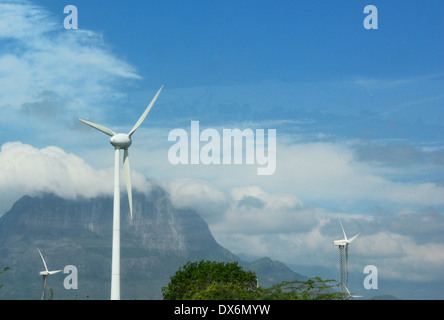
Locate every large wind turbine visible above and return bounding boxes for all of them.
[79,86,163,300]
[333,217,359,295]
[38,248,62,300]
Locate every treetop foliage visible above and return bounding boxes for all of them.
[162,260,347,300]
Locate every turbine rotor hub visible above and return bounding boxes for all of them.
[110,133,132,149]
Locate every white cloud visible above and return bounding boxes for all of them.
[0,0,141,147]
[0,142,152,214]
[139,134,444,210]
[159,174,444,284]
[213,186,314,235]
[161,178,230,222]
[0,1,55,40]
[270,141,444,208]
[354,232,444,282]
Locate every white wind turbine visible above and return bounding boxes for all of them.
[345,286,362,300]
[38,248,62,300]
[79,86,163,300]
[332,217,359,295]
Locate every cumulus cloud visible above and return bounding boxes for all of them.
[271,141,444,209]
[354,231,444,282]
[140,134,444,211]
[162,177,444,285]
[0,142,152,214]
[150,138,444,215]
[217,186,315,234]
[161,178,230,222]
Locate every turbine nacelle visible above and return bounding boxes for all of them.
[333,234,359,246]
[110,133,132,149]
[333,239,349,246]
[39,270,62,276]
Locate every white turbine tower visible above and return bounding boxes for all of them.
[38,248,61,300]
[333,217,359,296]
[79,86,163,300]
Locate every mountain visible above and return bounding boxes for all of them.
[0,187,305,300]
[241,257,306,288]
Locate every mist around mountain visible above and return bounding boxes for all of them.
[0,186,305,300]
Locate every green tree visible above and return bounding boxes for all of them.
[162,260,257,300]
[162,260,346,300]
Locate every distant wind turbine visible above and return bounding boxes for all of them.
[79,86,163,300]
[333,217,359,295]
[345,286,362,300]
[38,248,61,300]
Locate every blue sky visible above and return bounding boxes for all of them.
[0,0,443,299]
[56,1,442,85]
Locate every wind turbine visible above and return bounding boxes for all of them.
[333,217,359,295]
[344,286,362,300]
[79,86,163,300]
[38,248,61,300]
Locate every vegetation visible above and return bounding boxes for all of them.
[0,266,9,291]
[255,277,347,300]
[162,260,347,300]
[162,260,257,300]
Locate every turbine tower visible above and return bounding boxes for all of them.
[333,217,359,295]
[79,86,163,300]
[38,248,61,300]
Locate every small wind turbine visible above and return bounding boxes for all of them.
[345,286,362,300]
[38,248,61,300]
[79,86,163,300]
[333,217,359,295]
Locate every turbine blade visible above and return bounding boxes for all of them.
[79,119,116,137]
[339,217,347,240]
[38,248,49,272]
[348,233,360,243]
[128,86,163,137]
[123,149,133,219]
[48,270,62,275]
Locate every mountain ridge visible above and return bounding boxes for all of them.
[0,189,305,299]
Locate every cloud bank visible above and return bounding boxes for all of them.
[163,177,444,287]
[2,140,442,291]
[0,142,152,214]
